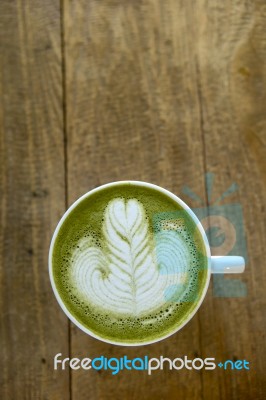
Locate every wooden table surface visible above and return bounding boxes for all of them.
[1,1,266,399]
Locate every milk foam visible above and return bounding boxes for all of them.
[70,198,194,317]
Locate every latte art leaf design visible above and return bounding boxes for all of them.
[71,198,189,316]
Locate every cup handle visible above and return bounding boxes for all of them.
[211,256,245,274]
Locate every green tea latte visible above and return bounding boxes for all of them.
[51,183,208,344]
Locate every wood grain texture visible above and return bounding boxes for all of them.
[0,1,69,399]
[195,1,266,399]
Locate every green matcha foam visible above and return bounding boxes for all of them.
[52,184,208,344]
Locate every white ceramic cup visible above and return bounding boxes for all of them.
[49,181,245,346]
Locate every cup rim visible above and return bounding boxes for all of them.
[49,180,211,346]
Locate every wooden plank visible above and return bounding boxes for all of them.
[195,0,266,399]
[64,1,207,399]
[0,1,69,399]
